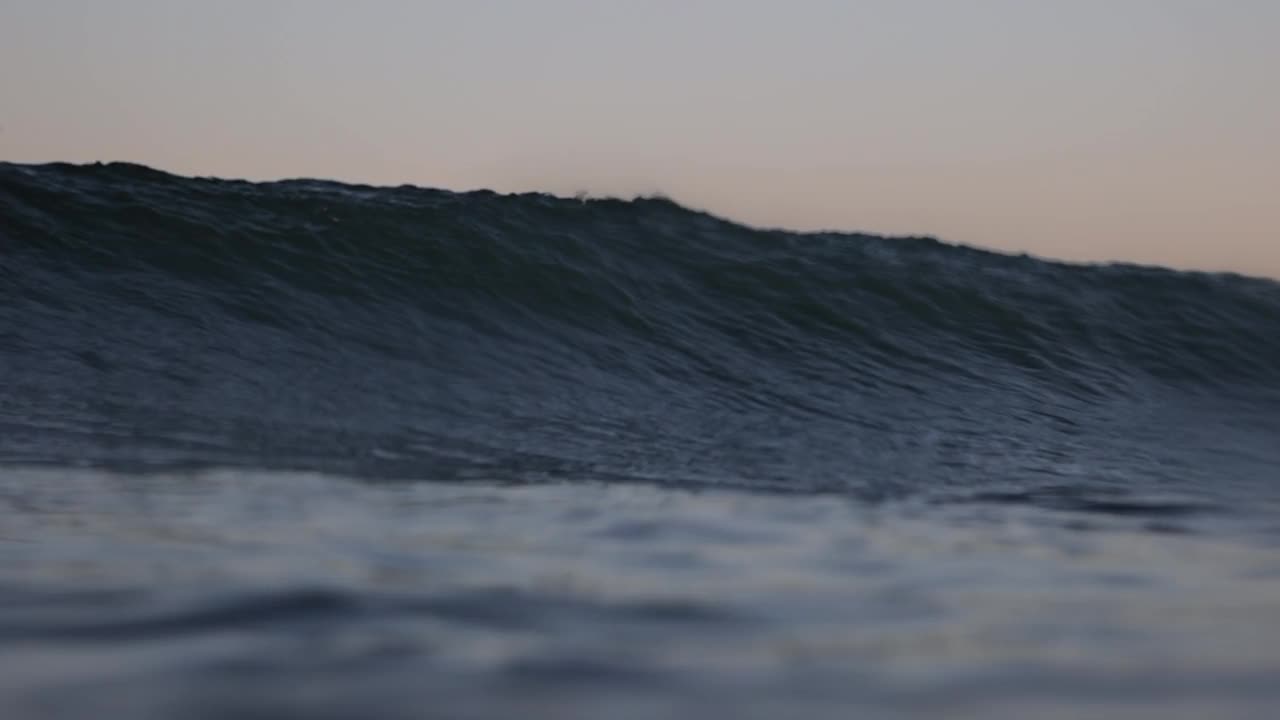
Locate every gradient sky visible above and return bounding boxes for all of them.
[2,0,1277,276]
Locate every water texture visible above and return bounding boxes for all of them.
[2,161,1278,718]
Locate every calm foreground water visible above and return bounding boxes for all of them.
[2,467,1278,719]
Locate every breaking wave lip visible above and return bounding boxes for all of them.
[2,160,1279,507]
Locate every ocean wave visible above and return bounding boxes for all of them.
[2,161,1277,499]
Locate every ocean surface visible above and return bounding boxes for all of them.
[2,161,1279,719]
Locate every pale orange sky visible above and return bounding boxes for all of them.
[2,0,1277,277]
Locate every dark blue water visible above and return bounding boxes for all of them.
[2,161,1279,718]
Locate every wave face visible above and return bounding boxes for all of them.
[3,161,1279,508]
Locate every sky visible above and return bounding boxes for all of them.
[2,0,1277,277]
